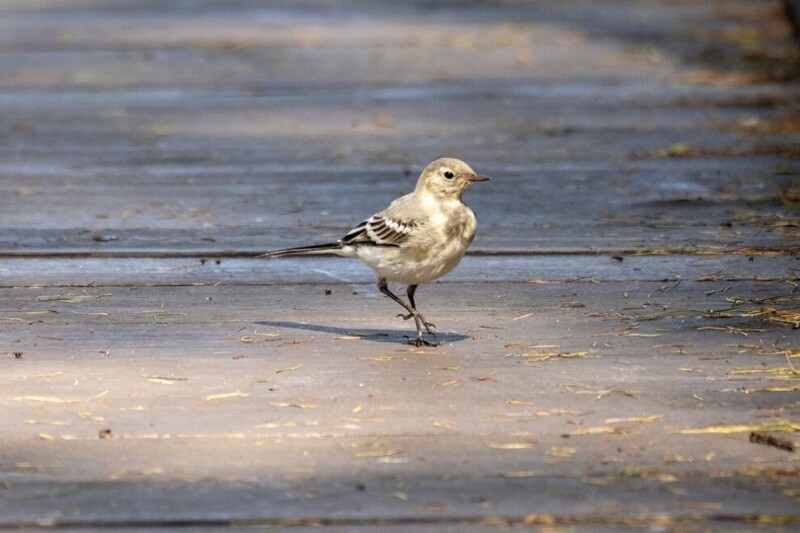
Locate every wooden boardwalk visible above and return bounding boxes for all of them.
[1,0,799,529]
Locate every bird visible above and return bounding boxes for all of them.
[261,158,489,346]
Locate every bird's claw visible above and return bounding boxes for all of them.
[396,313,436,335]
[404,335,438,347]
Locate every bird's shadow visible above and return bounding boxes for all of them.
[256,320,470,344]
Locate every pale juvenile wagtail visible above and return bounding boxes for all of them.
[261,158,489,346]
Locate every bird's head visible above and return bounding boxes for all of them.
[416,158,490,199]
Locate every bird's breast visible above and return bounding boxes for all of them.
[355,202,478,285]
[443,206,477,245]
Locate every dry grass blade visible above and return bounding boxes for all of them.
[728,362,800,378]
[269,401,316,409]
[742,386,800,392]
[205,391,251,402]
[240,335,281,343]
[275,364,303,374]
[488,442,534,449]
[617,467,679,482]
[390,491,409,501]
[697,325,764,336]
[505,344,560,349]
[565,426,628,436]
[359,356,397,362]
[144,375,188,384]
[36,291,111,303]
[676,420,800,434]
[507,398,535,406]
[146,377,176,384]
[596,387,640,400]
[547,446,576,457]
[604,415,663,424]
[768,310,800,328]
[13,396,82,404]
[787,353,800,375]
[35,334,63,341]
[510,351,597,362]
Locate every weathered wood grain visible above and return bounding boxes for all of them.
[1,157,797,253]
[0,0,798,528]
[0,254,797,287]
[2,281,799,525]
[2,449,798,528]
[0,1,797,255]
[2,281,798,441]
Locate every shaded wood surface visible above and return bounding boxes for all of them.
[1,0,799,529]
[3,282,800,528]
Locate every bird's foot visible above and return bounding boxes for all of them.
[421,320,437,335]
[396,313,436,335]
[405,335,438,347]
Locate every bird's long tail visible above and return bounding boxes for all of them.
[259,242,344,258]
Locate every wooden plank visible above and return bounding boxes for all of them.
[0,0,798,527]
[1,446,798,528]
[1,281,799,526]
[3,466,797,528]
[1,57,797,255]
[2,281,798,440]
[0,254,797,287]
[1,0,797,257]
[1,157,797,253]
[1,226,798,256]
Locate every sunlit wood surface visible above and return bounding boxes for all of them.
[1,0,799,528]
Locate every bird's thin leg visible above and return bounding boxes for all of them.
[377,279,432,346]
[396,285,416,321]
[405,285,436,335]
[377,278,422,334]
[394,285,436,334]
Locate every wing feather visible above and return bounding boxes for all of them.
[342,214,417,246]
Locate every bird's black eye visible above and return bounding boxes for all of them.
[443,171,454,179]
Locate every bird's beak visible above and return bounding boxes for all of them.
[469,174,491,182]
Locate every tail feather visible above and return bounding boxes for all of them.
[260,242,344,258]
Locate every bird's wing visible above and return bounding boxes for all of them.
[341,214,418,246]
